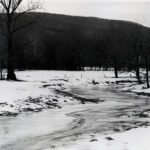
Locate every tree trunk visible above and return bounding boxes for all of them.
[0,60,2,80]
[136,67,141,84]
[0,68,2,80]
[135,55,141,84]
[113,59,118,78]
[7,19,17,80]
[114,66,118,78]
[144,56,149,88]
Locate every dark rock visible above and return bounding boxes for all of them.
[43,84,51,88]
[113,128,121,132]
[53,99,58,102]
[0,111,18,116]
[92,80,99,85]
[90,139,98,142]
[46,101,52,105]
[138,113,149,118]
[0,102,8,105]
[106,137,114,141]
[23,108,34,112]
[125,127,132,131]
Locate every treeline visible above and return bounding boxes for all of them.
[0,13,150,85]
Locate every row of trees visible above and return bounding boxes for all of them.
[12,22,150,88]
[0,2,150,87]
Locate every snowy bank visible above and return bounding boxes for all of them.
[1,70,115,116]
[47,126,150,150]
[0,70,148,116]
[121,83,150,96]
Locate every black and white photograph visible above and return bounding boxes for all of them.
[0,0,150,150]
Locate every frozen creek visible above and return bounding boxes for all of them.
[0,85,150,150]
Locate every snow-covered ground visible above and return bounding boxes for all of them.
[121,83,150,95]
[0,70,134,116]
[49,126,150,150]
[1,70,150,150]
[1,70,150,117]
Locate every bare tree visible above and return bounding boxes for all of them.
[0,0,41,80]
[107,23,125,78]
[0,48,4,79]
[127,25,144,84]
[127,24,150,88]
[0,33,6,80]
[140,28,150,88]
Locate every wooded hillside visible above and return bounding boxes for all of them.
[0,12,149,71]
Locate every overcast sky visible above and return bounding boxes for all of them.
[41,0,150,27]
